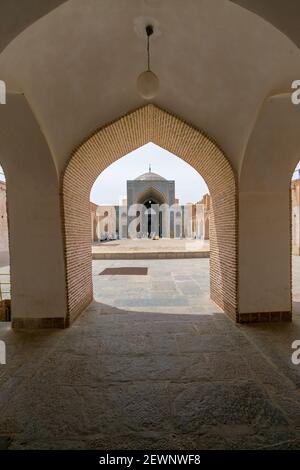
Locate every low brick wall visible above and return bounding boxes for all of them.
[92,251,210,260]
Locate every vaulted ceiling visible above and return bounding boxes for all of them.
[0,0,300,181]
[2,1,300,52]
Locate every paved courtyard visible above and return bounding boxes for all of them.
[0,258,300,449]
[93,258,216,314]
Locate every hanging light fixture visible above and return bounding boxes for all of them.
[137,24,159,99]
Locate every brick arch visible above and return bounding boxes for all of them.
[62,105,237,325]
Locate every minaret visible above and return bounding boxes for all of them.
[149,164,151,172]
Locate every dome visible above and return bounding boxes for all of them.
[135,169,166,181]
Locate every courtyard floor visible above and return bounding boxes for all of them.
[93,258,216,314]
[0,258,300,449]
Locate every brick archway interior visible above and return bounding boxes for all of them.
[62,105,237,325]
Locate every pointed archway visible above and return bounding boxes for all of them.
[62,105,237,325]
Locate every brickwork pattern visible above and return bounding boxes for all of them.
[62,105,237,324]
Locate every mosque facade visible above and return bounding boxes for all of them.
[90,168,210,241]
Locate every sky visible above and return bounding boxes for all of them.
[90,142,209,205]
[1,153,299,199]
[0,167,5,182]
[293,162,300,179]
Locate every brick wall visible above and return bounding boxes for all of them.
[62,105,237,324]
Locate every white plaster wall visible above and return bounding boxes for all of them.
[0,94,67,321]
[239,191,291,313]
[239,95,300,313]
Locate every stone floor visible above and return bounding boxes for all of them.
[0,258,300,449]
[93,258,216,314]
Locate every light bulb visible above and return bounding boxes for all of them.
[137,70,159,99]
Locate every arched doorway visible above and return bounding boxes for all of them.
[62,105,237,325]
[291,163,300,309]
[137,187,166,238]
[0,165,10,322]
[144,200,157,238]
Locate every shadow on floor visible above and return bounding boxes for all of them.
[0,300,300,449]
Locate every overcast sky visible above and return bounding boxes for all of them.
[1,150,299,201]
[0,167,5,182]
[90,142,209,205]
